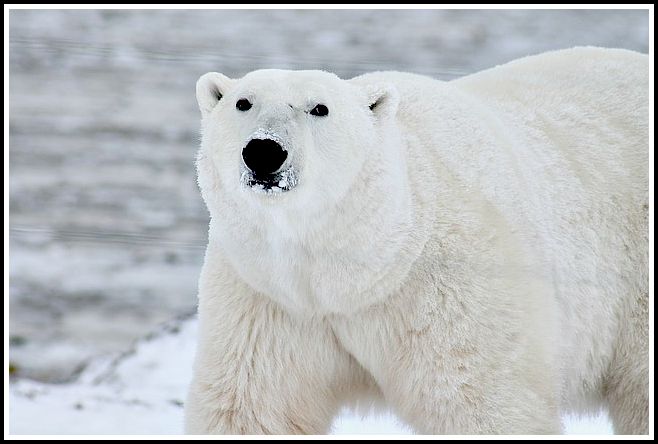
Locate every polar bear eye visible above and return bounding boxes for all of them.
[309,104,329,117]
[236,99,252,112]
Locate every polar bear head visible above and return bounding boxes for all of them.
[195,69,400,231]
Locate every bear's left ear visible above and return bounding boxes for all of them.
[196,72,234,117]
[361,82,400,120]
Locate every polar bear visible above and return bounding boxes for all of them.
[185,47,649,435]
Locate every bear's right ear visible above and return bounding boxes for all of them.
[196,72,234,117]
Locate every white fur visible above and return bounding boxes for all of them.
[185,47,649,435]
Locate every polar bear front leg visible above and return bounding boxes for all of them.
[185,264,356,434]
[379,334,563,435]
[332,287,562,435]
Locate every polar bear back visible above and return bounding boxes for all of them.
[353,47,648,209]
[352,46,647,274]
[454,46,649,191]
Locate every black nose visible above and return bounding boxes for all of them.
[242,139,288,177]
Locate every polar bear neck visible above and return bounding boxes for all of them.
[202,129,434,317]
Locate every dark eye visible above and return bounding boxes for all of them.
[236,99,252,111]
[309,104,328,117]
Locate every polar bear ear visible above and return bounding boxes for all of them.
[196,72,234,116]
[362,83,400,120]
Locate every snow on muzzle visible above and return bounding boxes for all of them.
[240,131,298,194]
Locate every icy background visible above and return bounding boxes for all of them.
[8,9,648,435]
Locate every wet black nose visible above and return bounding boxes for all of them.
[242,139,288,176]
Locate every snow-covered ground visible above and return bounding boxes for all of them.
[7,8,647,435]
[8,316,613,435]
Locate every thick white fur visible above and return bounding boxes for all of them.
[185,47,649,435]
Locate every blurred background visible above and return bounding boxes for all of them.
[8,9,650,385]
